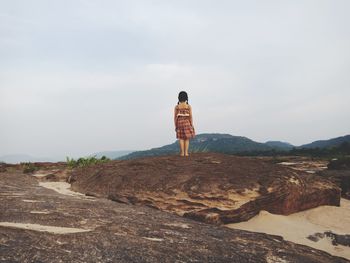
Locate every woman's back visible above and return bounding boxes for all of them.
[176,103,190,111]
[175,91,195,156]
[176,103,191,116]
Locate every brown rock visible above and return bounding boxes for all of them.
[0,168,348,262]
[0,164,6,173]
[318,170,350,200]
[307,231,350,247]
[69,153,341,224]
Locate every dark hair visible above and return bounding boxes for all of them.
[178,91,188,104]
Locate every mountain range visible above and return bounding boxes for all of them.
[118,133,350,160]
[1,134,349,163]
[299,135,350,149]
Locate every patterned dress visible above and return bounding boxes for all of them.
[175,105,195,140]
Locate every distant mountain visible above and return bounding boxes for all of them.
[89,150,134,159]
[299,135,350,149]
[265,141,294,151]
[118,133,288,160]
[4,134,348,163]
[0,154,54,164]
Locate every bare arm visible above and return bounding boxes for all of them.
[174,106,178,129]
[189,105,194,127]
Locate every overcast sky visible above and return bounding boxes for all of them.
[1,0,349,158]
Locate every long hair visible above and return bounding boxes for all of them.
[178,91,188,105]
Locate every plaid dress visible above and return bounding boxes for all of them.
[175,106,195,140]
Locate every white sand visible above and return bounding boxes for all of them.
[142,237,164,242]
[0,222,91,234]
[38,182,94,200]
[278,162,297,166]
[32,173,50,178]
[38,182,81,196]
[163,223,191,229]
[227,198,350,259]
[22,199,45,203]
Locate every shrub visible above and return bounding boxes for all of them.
[66,156,110,168]
[22,162,38,174]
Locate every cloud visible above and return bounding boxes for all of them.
[0,0,349,157]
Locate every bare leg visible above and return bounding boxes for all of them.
[179,139,185,156]
[184,139,189,156]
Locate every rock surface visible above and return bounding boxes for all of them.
[69,153,341,224]
[1,168,349,262]
[276,158,328,174]
[315,158,350,200]
[318,170,350,200]
[307,231,350,247]
[227,199,350,259]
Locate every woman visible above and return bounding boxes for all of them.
[174,91,195,156]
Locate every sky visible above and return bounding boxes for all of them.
[1,0,350,159]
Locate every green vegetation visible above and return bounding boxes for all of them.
[289,142,350,158]
[21,162,38,174]
[231,141,350,159]
[66,156,110,168]
[118,133,350,160]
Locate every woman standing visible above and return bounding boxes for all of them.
[174,91,195,156]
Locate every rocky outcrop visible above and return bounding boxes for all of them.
[0,164,6,173]
[327,158,350,170]
[307,231,350,247]
[317,158,350,200]
[69,153,341,224]
[0,162,17,173]
[317,170,350,200]
[276,157,328,173]
[1,168,348,262]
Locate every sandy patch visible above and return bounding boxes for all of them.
[288,177,300,185]
[227,198,350,259]
[279,162,297,166]
[278,160,328,173]
[38,182,94,200]
[32,173,50,178]
[0,222,92,234]
[39,182,80,196]
[164,223,191,229]
[0,193,25,196]
[142,237,164,242]
[22,199,45,203]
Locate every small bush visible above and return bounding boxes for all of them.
[66,156,110,168]
[22,162,38,174]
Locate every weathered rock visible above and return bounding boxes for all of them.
[275,157,329,174]
[0,162,17,173]
[307,231,350,247]
[318,170,350,200]
[69,153,341,224]
[1,169,348,262]
[0,164,6,173]
[328,158,350,170]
